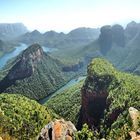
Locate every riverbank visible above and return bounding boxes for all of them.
[38,76,86,104]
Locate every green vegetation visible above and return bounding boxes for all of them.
[74,124,99,140]
[0,40,16,58]
[46,79,84,125]
[0,94,51,139]
[87,58,115,76]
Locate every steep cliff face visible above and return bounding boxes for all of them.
[80,58,115,128]
[0,23,28,40]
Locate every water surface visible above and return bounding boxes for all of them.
[39,76,86,104]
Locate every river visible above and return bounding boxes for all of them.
[39,76,86,104]
[0,43,57,69]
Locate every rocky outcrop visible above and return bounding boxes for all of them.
[37,119,77,140]
[80,58,115,128]
[7,43,44,80]
[129,107,140,130]
[129,107,140,140]
[0,23,28,40]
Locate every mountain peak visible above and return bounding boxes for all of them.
[6,44,44,81]
[31,30,41,35]
[22,43,43,59]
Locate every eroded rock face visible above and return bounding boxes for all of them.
[37,119,77,140]
[7,43,44,80]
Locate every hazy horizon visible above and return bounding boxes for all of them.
[0,0,140,32]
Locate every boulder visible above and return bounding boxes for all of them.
[129,107,140,140]
[37,119,77,140]
[129,107,140,130]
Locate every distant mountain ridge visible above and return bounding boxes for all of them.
[16,27,100,47]
[66,21,140,75]
[13,21,140,75]
[0,23,28,40]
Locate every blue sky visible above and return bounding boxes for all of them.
[0,0,140,32]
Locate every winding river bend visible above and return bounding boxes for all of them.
[0,43,27,69]
[0,43,57,69]
[39,76,86,104]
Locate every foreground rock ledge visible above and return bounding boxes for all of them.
[37,118,77,140]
